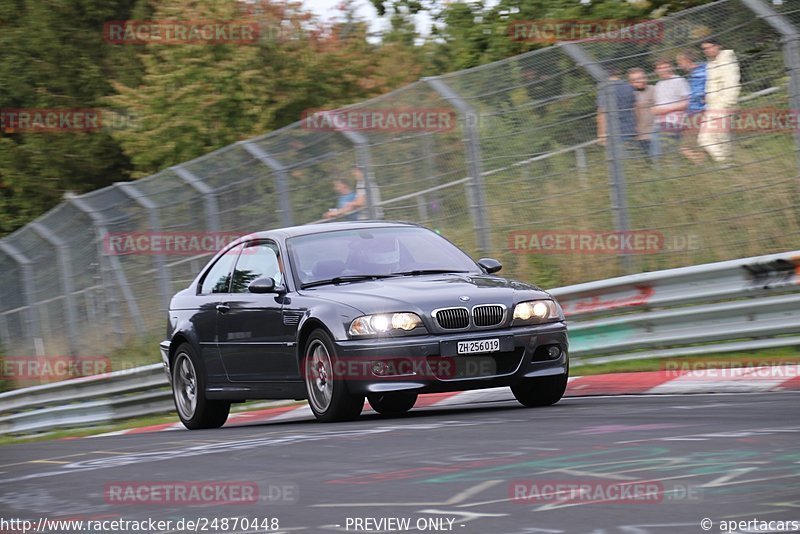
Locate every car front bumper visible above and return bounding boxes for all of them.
[332,321,568,395]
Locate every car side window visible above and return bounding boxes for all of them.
[199,245,242,295]
[231,241,284,293]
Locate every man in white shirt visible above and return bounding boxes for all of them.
[699,37,740,164]
[651,58,690,157]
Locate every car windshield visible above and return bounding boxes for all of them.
[288,226,479,287]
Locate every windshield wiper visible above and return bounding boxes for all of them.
[301,274,398,289]
[390,269,470,276]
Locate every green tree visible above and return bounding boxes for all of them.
[0,0,141,235]
[371,0,718,73]
[107,0,426,176]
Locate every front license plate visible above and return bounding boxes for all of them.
[457,338,500,355]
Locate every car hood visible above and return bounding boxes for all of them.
[299,273,551,315]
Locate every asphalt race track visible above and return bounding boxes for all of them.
[0,392,798,534]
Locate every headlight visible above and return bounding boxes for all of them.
[348,312,424,336]
[512,300,561,323]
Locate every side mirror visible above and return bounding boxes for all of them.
[248,277,277,294]
[478,258,502,274]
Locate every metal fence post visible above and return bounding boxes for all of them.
[339,131,378,220]
[423,76,491,254]
[115,182,172,311]
[561,42,632,272]
[0,314,9,351]
[0,241,41,353]
[741,0,800,172]
[240,141,294,227]
[29,223,79,356]
[66,193,145,334]
[171,165,221,232]
[421,133,441,226]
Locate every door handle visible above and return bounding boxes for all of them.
[216,303,230,313]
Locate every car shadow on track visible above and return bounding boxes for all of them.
[226,397,579,431]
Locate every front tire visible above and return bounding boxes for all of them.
[172,343,230,429]
[367,391,418,416]
[511,373,568,407]
[303,329,364,422]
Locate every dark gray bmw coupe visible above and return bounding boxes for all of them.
[160,221,568,428]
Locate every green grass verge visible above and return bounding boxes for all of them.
[0,413,182,446]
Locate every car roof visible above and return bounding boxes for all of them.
[241,220,421,242]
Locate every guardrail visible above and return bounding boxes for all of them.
[1,250,799,435]
[0,364,170,435]
[552,250,800,364]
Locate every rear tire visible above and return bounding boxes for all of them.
[367,391,418,416]
[303,329,364,422]
[511,373,568,407]
[172,343,230,429]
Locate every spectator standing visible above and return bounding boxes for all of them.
[652,58,690,157]
[324,165,383,220]
[325,174,358,221]
[597,69,637,150]
[628,67,656,156]
[699,37,740,164]
[676,50,707,164]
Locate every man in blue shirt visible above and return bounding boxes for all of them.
[325,175,358,221]
[324,165,384,221]
[676,50,707,164]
